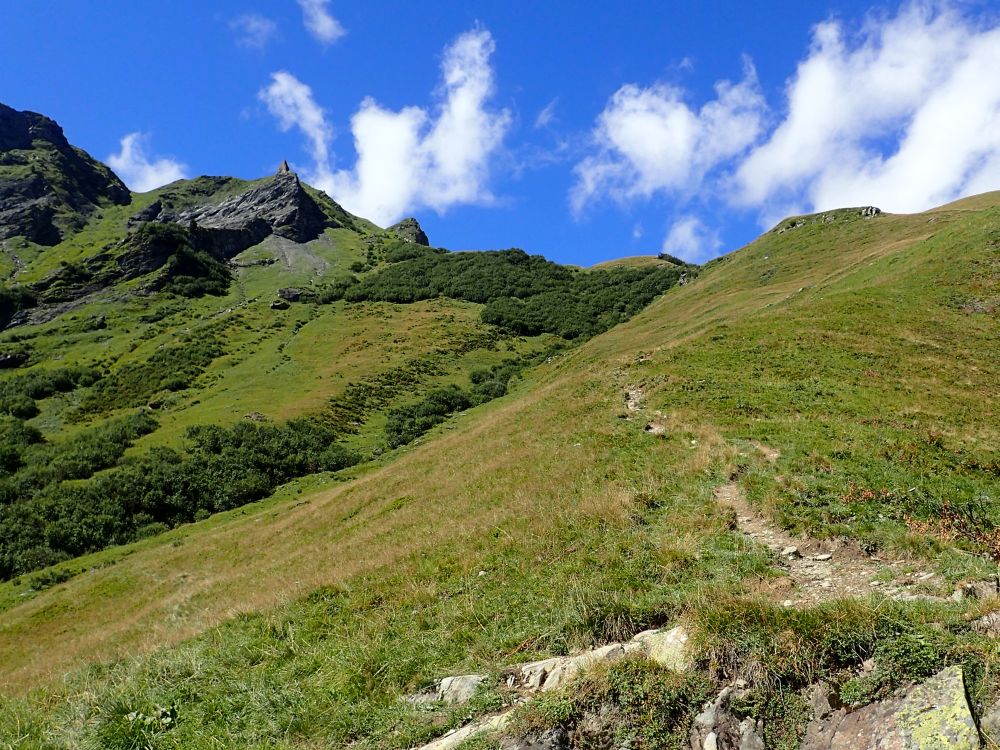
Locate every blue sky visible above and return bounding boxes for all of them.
[3,1,1000,265]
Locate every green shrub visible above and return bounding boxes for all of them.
[77,337,222,416]
[0,365,100,417]
[514,659,711,750]
[0,417,359,579]
[318,248,686,340]
[385,385,472,448]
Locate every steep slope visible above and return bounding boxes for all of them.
[0,103,129,245]
[1,196,996,747]
[0,104,688,593]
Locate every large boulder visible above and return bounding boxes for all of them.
[634,626,692,672]
[801,666,978,750]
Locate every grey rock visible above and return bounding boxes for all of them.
[436,674,486,705]
[388,216,429,245]
[129,199,163,225]
[635,625,691,672]
[277,287,301,302]
[689,684,766,750]
[159,172,331,258]
[981,697,1000,746]
[270,299,290,310]
[972,609,1000,636]
[801,665,977,750]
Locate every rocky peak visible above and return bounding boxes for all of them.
[0,102,130,245]
[389,217,429,246]
[0,104,70,151]
[142,172,333,259]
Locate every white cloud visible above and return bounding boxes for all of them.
[534,98,558,129]
[107,133,187,193]
[230,13,278,49]
[733,3,1000,220]
[258,71,335,186]
[661,216,721,263]
[258,28,510,226]
[571,61,766,214]
[573,2,1000,256]
[297,0,345,45]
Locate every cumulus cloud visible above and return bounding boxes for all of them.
[297,0,345,45]
[258,28,510,225]
[258,72,334,186]
[661,216,721,263]
[107,133,187,192]
[574,3,1000,256]
[571,62,766,214]
[733,3,1000,219]
[230,13,278,49]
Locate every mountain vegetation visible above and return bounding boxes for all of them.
[0,104,998,750]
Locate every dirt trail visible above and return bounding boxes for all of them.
[715,481,952,605]
[621,381,957,605]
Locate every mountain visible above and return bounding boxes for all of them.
[0,106,998,749]
[0,103,129,246]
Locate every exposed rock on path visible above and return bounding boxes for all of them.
[411,626,692,749]
[715,482,950,604]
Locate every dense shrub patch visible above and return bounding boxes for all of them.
[0,365,99,418]
[481,266,685,339]
[319,249,687,339]
[0,416,358,579]
[384,385,472,448]
[76,337,223,416]
[383,351,552,448]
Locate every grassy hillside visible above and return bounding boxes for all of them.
[0,166,694,588]
[0,196,996,747]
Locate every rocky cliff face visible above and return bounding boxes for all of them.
[389,217,430,246]
[140,172,333,259]
[0,103,130,245]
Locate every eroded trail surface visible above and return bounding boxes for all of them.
[715,482,955,605]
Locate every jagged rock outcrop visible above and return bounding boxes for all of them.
[389,217,429,246]
[0,103,130,245]
[800,666,978,750]
[689,682,765,750]
[147,172,332,259]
